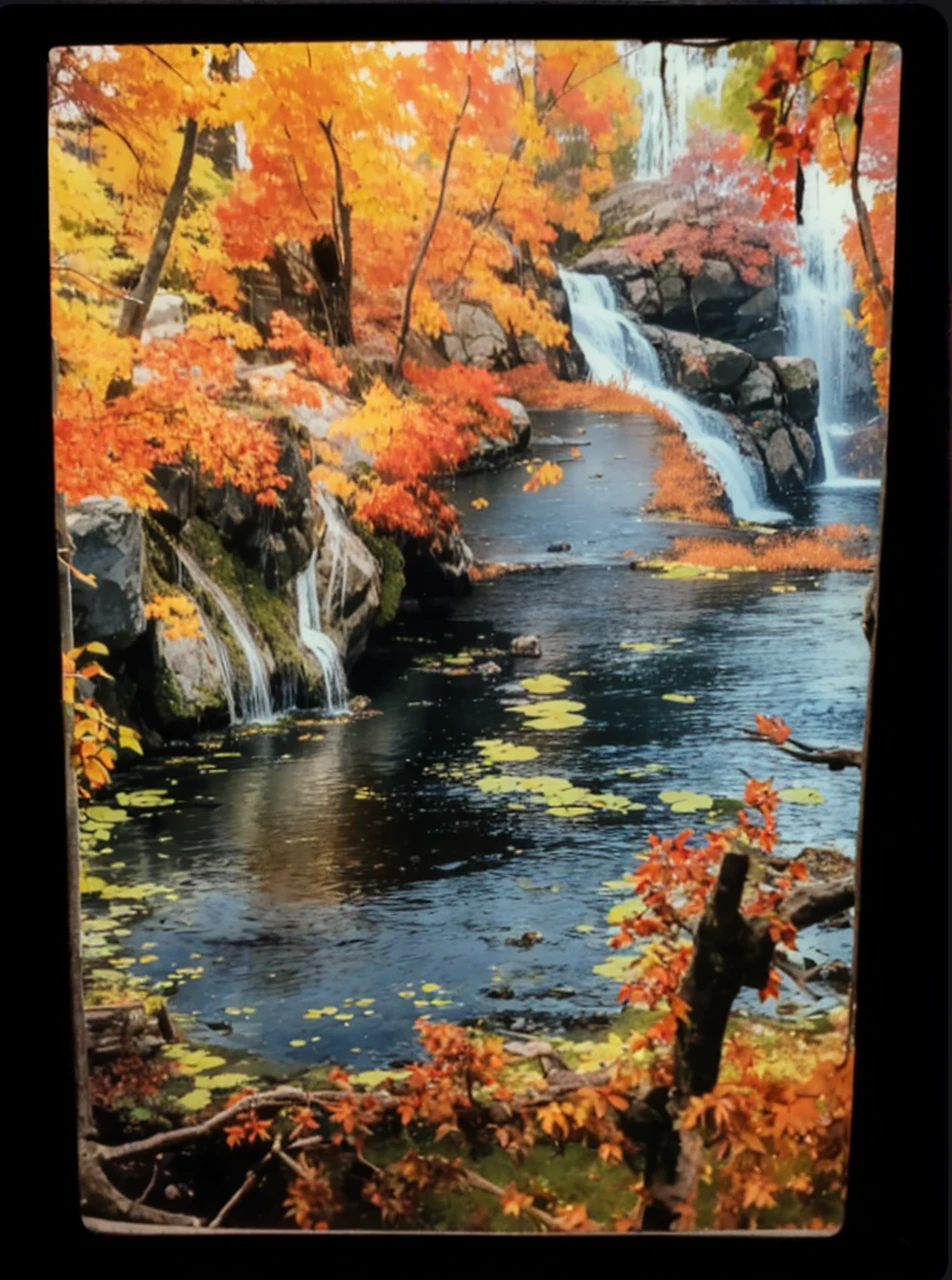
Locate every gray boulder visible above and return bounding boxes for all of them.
[624,275,663,318]
[771,356,820,424]
[572,246,649,282]
[68,497,146,651]
[690,259,748,315]
[735,285,779,336]
[790,425,818,477]
[736,364,780,414]
[764,427,805,492]
[443,303,510,368]
[140,291,188,343]
[151,597,231,729]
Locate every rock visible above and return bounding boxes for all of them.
[738,327,787,360]
[348,694,372,713]
[510,634,542,657]
[658,269,690,324]
[151,595,231,730]
[571,245,649,281]
[735,364,779,414]
[486,985,515,1000]
[764,427,806,492]
[496,396,530,430]
[689,259,748,324]
[68,497,146,651]
[505,931,543,948]
[661,331,754,393]
[140,291,187,343]
[150,462,197,534]
[624,275,663,318]
[735,284,779,336]
[547,542,571,553]
[443,302,510,368]
[790,425,818,477]
[820,960,852,991]
[476,661,502,675]
[748,409,788,440]
[771,355,820,424]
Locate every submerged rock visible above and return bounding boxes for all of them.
[510,634,542,657]
[547,542,571,553]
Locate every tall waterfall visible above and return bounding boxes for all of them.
[627,43,731,178]
[314,488,353,619]
[175,547,276,724]
[559,269,784,526]
[295,549,350,716]
[783,166,880,487]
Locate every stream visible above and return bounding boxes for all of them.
[82,409,879,1072]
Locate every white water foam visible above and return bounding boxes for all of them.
[295,548,350,716]
[559,268,785,525]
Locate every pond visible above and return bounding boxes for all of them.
[82,410,879,1072]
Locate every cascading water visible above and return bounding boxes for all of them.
[314,489,352,618]
[784,166,881,488]
[295,549,350,716]
[175,547,276,724]
[627,43,731,178]
[559,268,785,526]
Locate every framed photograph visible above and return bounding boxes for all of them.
[23,1,948,1267]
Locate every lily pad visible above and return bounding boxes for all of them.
[520,674,570,695]
[777,787,826,805]
[506,698,585,717]
[659,790,713,811]
[593,955,635,981]
[478,741,539,764]
[606,897,644,924]
[620,642,660,652]
[176,1088,212,1113]
[523,714,587,731]
[662,693,695,704]
[547,805,593,817]
[351,1069,411,1089]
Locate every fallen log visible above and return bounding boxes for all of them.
[86,1000,178,1066]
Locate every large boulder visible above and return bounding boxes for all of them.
[150,598,231,730]
[654,330,755,394]
[736,364,780,414]
[140,292,187,343]
[734,285,780,338]
[771,356,820,424]
[571,246,648,283]
[150,461,198,534]
[764,427,806,493]
[624,275,663,319]
[68,497,146,651]
[689,260,749,332]
[790,425,818,478]
[443,302,510,368]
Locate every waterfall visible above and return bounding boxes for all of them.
[783,166,881,488]
[559,268,785,526]
[196,601,238,724]
[295,549,350,716]
[314,488,353,619]
[627,43,731,178]
[175,547,276,724]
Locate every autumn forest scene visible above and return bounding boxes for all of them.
[50,36,901,1234]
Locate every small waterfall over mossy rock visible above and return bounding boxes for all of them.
[175,546,276,725]
[296,549,349,716]
[558,268,785,525]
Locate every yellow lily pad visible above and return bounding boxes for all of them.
[662,694,695,704]
[520,674,571,695]
[777,787,826,805]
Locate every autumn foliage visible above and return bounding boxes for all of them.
[501,362,678,422]
[661,527,874,572]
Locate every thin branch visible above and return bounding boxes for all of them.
[462,1169,567,1232]
[737,727,862,770]
[394,71,472,373]
[51,264,137,302]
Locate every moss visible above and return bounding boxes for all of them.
[180,518,303,672]
[352,521,406,627]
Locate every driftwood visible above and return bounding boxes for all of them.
[738,726,862,771]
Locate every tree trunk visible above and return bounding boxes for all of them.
[117,116,199,339]
[316,120,355,347]
[394,76,472,375]
[55,338,93,1142]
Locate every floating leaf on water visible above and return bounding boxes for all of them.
[525,713,586,731]
[289,1040,307,1048]
[80,876,107,895]
[658,790,713,811]
[335,1013,355,1021]
[176,1088,212,1113]
[520,674,571,695]
[575,924,596,933]
[606,897,644,924]
[421,983,440,993]
[355,998,375,1007]
[193,1072,253,1091]
[777,787,826,805]
[661,694,695,704]
[506,698,585,717]
[593,955,634,981]
[620,642,660,652]
[413,1000,430,1008]
[476,775,526,795]
[225,1007,242,1016]
[85,806,130,824]
[242,1007,256,1015]
[547,806,593,817]
[477,741,540,764]
[350,1069,411,1089]
[601,879,632,892]
[568,670,590,676]
[431,998,454,1007]
[652,563,703,580]
[398,991,414,999]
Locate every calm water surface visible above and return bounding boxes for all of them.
[85,412,879,1069]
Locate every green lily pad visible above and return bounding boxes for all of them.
[606,897,644,924]
[176,1088,212,1113]
[777,787,826,805]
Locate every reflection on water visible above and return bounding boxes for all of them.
[88,412,877,1069]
